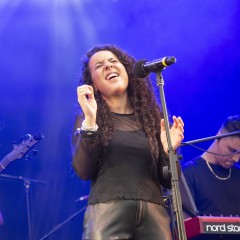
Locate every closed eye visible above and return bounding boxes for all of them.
[95,64,102,69]
[228,146,239,154]
[109,58,118,63]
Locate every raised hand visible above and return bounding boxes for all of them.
[77,85,97,126]
[160,116,184,154]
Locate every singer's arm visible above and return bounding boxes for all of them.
[71,114,101,180]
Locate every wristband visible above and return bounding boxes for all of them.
[81,120,98,132]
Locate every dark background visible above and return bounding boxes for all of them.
[0,0,239,239]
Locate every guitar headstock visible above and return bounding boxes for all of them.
[10,133,44,161]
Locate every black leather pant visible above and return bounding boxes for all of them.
[82,199,172,240]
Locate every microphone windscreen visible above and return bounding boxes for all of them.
[133,59,149,78]
[166,56,177,65]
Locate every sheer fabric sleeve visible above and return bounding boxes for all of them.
[71,114,101,180]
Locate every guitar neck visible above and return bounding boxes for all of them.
[0,155,11,173]
[0,133,44,173]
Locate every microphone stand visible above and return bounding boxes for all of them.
[0,174,47,240]
[155,71,187,240]
[180,130,240,146]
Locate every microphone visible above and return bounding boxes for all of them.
[133,56,177,78]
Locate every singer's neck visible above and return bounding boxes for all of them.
[103,94,133,114]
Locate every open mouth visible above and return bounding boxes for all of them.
[105,72,119,80]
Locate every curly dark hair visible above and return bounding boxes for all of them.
[79,44,165,166]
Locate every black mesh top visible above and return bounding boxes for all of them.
[72,112,171,205]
